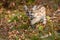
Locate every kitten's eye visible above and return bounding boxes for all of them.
[31,12,33,13]
[26,11,29,13]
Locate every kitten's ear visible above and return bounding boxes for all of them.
[24,5,28,11]
[32,5,37,10]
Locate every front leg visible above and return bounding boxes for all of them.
[43,16,46,25]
